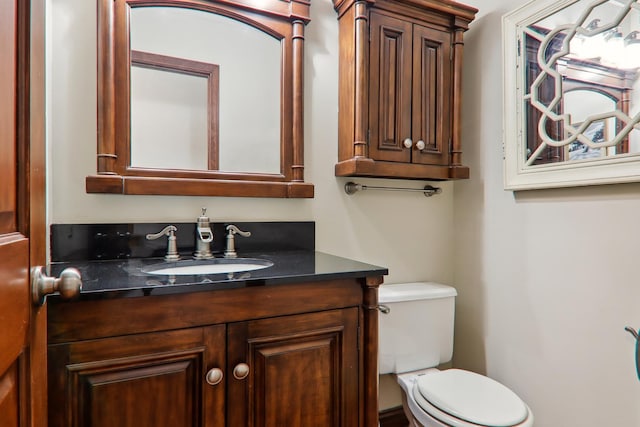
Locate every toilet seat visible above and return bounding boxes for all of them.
[416,369,528,426]
[398,370,533,427]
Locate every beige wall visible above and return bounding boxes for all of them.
[455,0,640,425]
[48,0,640,424]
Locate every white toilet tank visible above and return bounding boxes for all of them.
[378,282,457,375]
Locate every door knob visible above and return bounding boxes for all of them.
[233,363,250,380]
[31,266,82,305]
[403,138,413,148]
[416,140,426,150]
[205,368,224,386]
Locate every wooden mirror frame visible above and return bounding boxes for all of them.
[86,0,314,198]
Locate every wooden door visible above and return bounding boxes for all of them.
[227,308,360,427]
[368,12,413,163]
[47,326,226,427]
[411,24,451,166]
[0,0,47,426]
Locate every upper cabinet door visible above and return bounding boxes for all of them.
[411,25,452,166]
[369,12,413,164]
[369,13,452,167]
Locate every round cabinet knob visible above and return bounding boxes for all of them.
[31,266,82,305]
[233,363,250,380]
[416,140,426,150]
[205,368,224,386]
[403,138,413,149]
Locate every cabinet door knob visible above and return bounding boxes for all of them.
[416,140,426,150]
[233,363,250,380]
[205,368,224,386]
[403,138,413,148]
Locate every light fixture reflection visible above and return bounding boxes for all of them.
[621,31,640,69]
[568,19,640,69]
[601,28,624,66]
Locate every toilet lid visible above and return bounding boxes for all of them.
[416,369,528,427]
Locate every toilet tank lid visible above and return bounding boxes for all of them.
[379,282,457,303]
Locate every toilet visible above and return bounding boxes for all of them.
[379,282,533,427]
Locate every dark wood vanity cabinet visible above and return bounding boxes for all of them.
[47,278,380,427]
[333,0,477,180]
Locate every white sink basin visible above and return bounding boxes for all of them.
[141,258,273,276]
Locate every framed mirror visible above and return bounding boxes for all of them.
[86,0,314,198]
[503,0,640,190]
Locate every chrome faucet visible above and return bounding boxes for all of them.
[146,225,181,261]
[194,208,214,259]
[224,225,251,258]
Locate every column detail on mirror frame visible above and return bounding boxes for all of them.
[291,20,305,183]
[87,0,314,198]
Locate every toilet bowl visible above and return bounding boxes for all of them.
[379,283,533,427]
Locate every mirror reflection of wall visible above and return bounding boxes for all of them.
[130,6,281,175]
[130,57,210,170]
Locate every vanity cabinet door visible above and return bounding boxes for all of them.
[47,326,226,427]
[226,308,360,427]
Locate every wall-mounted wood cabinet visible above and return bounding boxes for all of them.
[333,0,477,180]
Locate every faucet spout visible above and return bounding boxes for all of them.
[194,208,214,259]
[198,227,213,243]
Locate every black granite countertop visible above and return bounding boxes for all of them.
[48,251,388,301]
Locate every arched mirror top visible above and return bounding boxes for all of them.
[87,0,314,198]
[503,0,640,190]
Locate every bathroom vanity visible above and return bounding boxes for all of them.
[45,227,387,427]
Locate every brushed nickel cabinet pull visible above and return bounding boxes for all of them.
[233,363,250,380]
[205,368,224,386]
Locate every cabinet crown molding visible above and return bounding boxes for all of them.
[333,0,477,23]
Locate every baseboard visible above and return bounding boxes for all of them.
[379,406,409,427]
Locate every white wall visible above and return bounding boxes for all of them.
[455,0,640,425]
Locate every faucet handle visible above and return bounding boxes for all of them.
[146,225,181,262]
[224,225,251,258]
[226,225,251,238]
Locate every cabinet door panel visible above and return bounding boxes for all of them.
[369,12,412,163]
[412,25,451,166]
[227,308,359,427]
[48,326,225,427]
